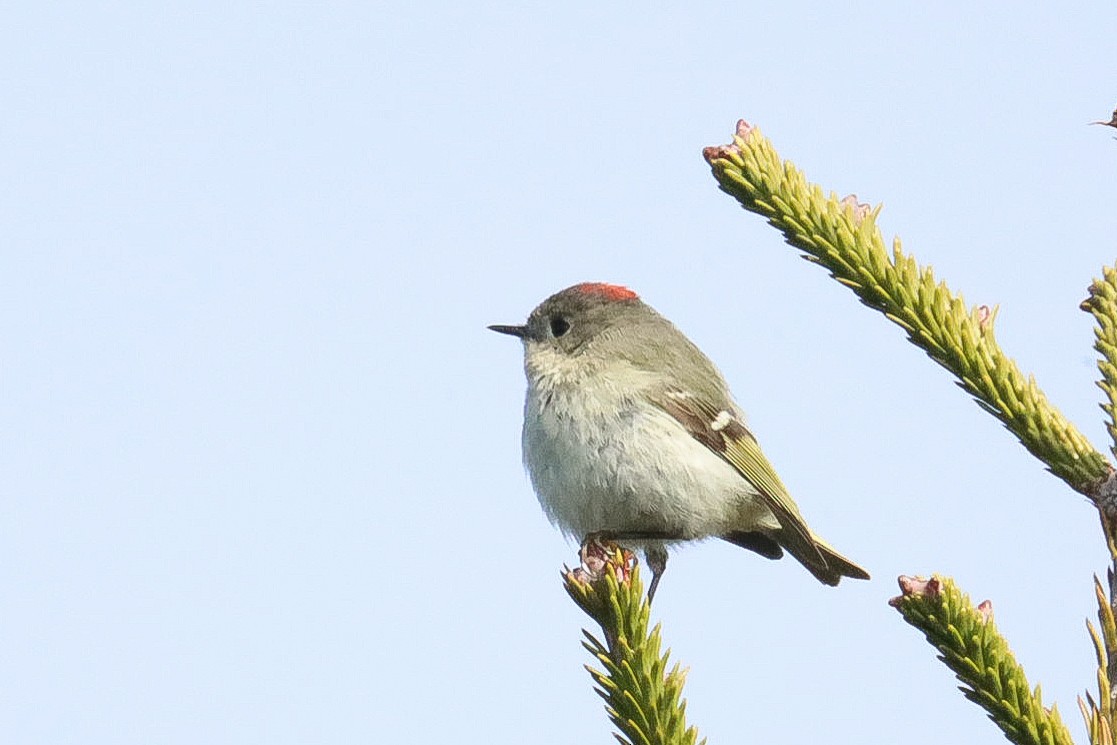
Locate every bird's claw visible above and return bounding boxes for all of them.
[578,533,636,583]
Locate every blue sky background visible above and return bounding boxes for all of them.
[4,2,1117,743]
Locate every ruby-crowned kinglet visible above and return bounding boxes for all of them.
[490,282,869,599]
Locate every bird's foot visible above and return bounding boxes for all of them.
[573,533,636,585]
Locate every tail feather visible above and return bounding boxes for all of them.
[721,526,870,585]
[778,529,870,586]
[722,531,784,560]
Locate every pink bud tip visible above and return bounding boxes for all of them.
[840,194,871,222]
[977,599,993,623]
[894,575,941,600]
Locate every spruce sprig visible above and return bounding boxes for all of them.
[891,576,1074,745]
[1082,266,1117,460]
[564,549,704,745]
[704,120,1110,493]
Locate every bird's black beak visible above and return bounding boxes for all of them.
[488,324,527,338]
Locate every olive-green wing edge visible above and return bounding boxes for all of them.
[651,390,827,569]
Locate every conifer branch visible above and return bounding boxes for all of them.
[703,120,1111,495]
[1081,576,1116,745]
[564,547,704,745]
[1080,519,1117,745]
[1078,264,1117,743]
[891,576,1075,745]
[1082,267,1117,459]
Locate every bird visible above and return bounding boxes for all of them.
[489,282,869,599]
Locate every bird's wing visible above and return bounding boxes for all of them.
[651,389,826,568]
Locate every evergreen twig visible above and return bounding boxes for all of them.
[703,120,1110,494]
[1082,267,1117,460]
[891,576,1074,745]
[564,548,704,745]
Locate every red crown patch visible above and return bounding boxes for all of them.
[572,282,638,301]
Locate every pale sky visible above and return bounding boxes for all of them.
[4,2,1117,743]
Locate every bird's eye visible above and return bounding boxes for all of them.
[550,316,570,337]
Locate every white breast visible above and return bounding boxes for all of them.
[520,351,775,541]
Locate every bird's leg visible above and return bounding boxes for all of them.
[643,543,668,602]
